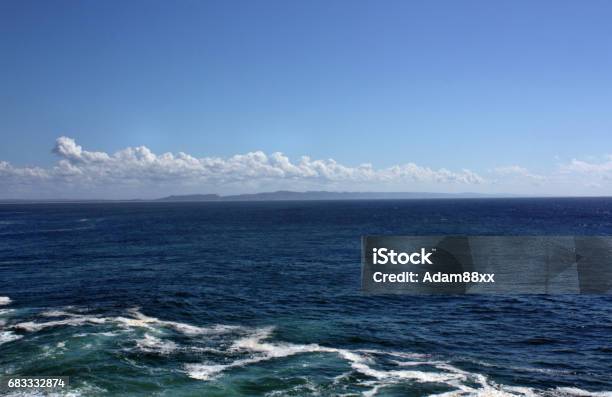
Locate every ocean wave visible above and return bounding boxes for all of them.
[0,220,22,226]
[13,308,239,336]
[183,325,529,396]
[0,330,22,345]
[136,333,178,355]
[0,309,14,317]
[0,296,12,306]
[73,331,119,338]
[183,325,612,397]
[6,307,612,397]
[462,357,576,376]
[552,388,612,397]
[14,314,107,332]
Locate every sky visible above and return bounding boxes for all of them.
[1,0,612,199]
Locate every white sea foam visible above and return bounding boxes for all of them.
[0,309,13,316]
[14,307,239,337]
[115,308,240,336]
[263,378,320,396]
[136,333,178,355]
[0,330,22,345]
[553,388,612,397]
[467,357,575,376]
[184,325,612,397]
[362,383,384,397]
[73,331,119,338]
[9,307,612,397]
[185,326,332,380]
[13,314,107,332]
[41,309,80,317]
[185,324,466,390]
[0,296,12,306]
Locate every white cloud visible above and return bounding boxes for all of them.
[493,165,545,182]
[0,160,49,183]
[560,157,612,175]
[4,137,611,199]
[0,137,485,198]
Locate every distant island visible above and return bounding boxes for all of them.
[0,190,529,203]
[155,191,505,202]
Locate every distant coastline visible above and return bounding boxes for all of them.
[154,191,512,202]
[0,190,555,204]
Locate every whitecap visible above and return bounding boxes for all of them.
[74,331,119,338]
[13,314,107,332]
[136,333,178,355]
[111,308,240,336]
[14,307,239,336]
[184,325,589,397]
[0,296,12,306]
[554,388,612,397]
[41,309,80,317]
[12,307,612,397]
[0,309,14,317]
[0,330,22,345]
[185,325,465,387]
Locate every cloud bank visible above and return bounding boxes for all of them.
[1,137,610,199]
[1,137,485,198]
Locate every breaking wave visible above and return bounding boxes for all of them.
[5,307,610,396]
[14,308,239,336]
[0,330,22,345]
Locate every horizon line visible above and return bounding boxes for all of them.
[1,190,611,204]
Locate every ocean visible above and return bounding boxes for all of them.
[0,198,611,396]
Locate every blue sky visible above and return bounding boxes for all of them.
[1,0,612,198]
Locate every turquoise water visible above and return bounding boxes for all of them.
[1,199,612,396]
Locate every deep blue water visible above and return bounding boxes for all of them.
[1,198,611,396]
